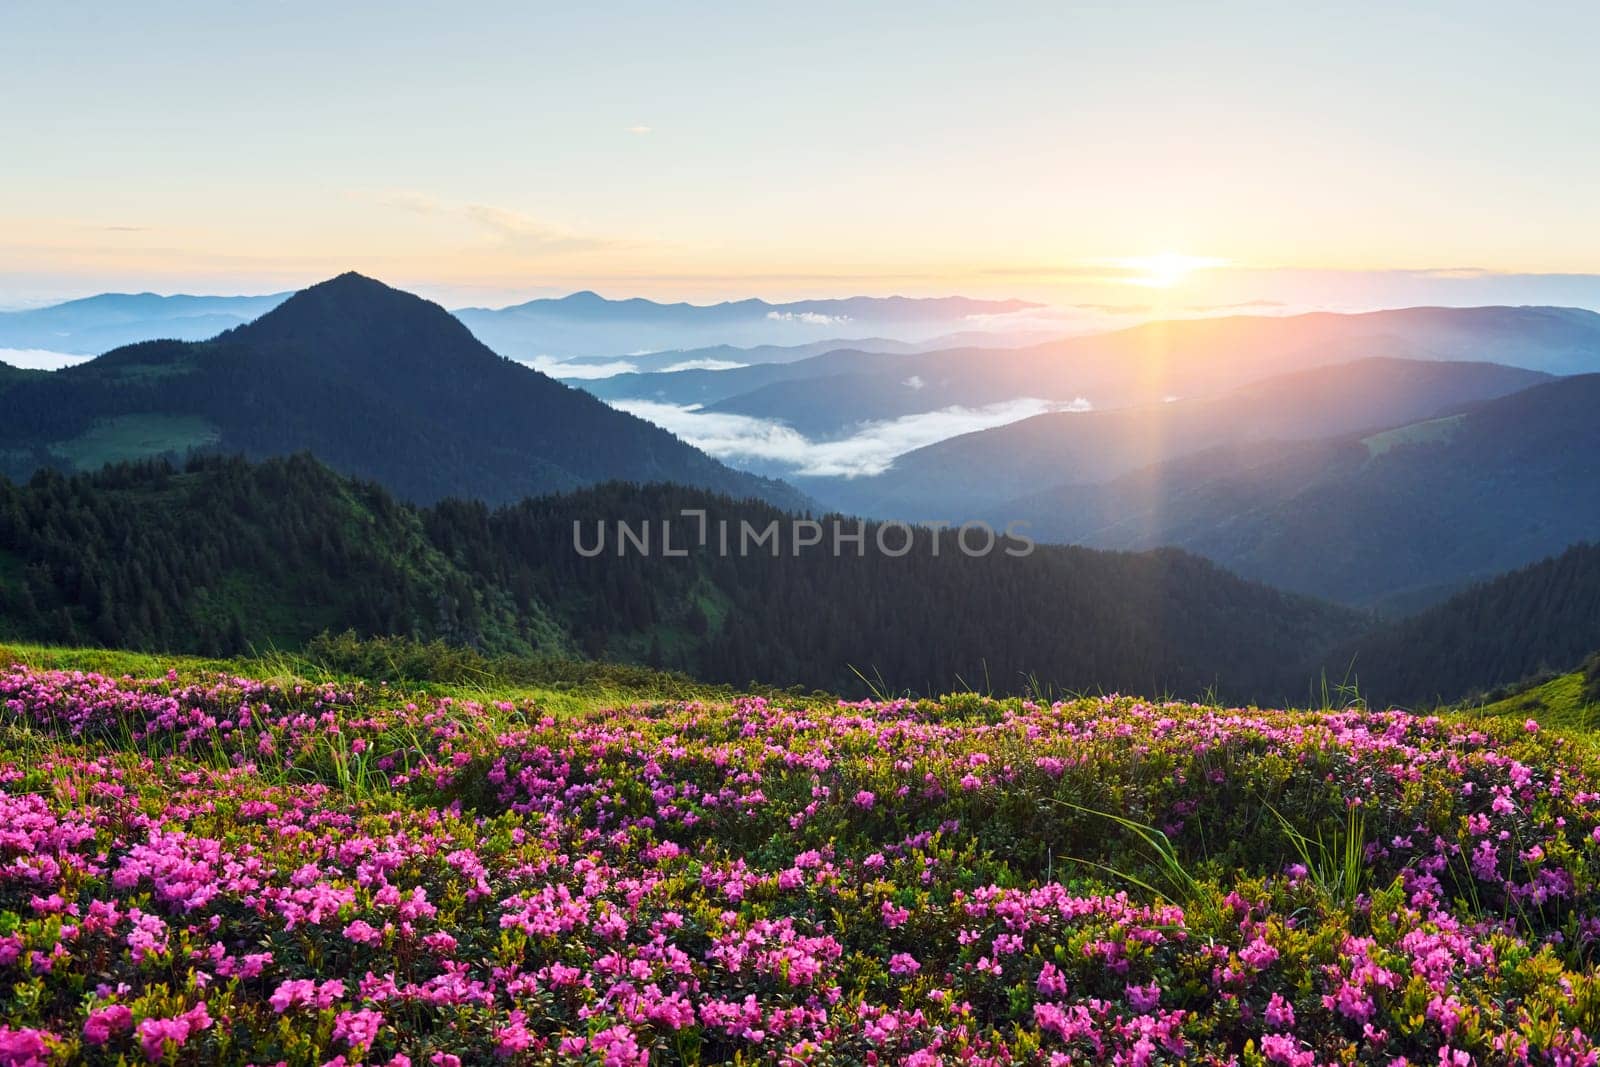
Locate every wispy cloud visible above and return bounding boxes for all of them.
[524,356,639,379]
[614,397,1092,478]
[766,310,850,325]
[0,347,93,371]
[371,190,622,257]
[459,204,619,256]
[659,358,747,372]
[625,124,653,135]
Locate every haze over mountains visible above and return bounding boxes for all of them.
[995,373,1600,611]
[808,357,1555,516]
[0,285,1053,377]
[612,306,1600,442]
[788,355,1599,612]
[560,331,1051,386]
[453,291,1045,361]
[0,291,294,353]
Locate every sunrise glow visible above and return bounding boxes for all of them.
[1115,253,1231,289]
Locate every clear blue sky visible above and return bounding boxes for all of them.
[4,1,1599,307]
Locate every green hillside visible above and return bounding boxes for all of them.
[0,453,1365,702]
[1463,652,1600,732]
[1328,543,1600,707]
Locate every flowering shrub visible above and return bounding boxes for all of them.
[3,662,1600,1063]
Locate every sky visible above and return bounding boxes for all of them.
[4,1,1600,309]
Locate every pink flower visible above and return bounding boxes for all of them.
[888,953,921,976]
[333,1009,384,1050]
[271,979,316,1013]
[1125,980,1161,1013]
[1265,992,1296,1029]
[1036,962,1069,997]
[853,790,876,809]
[83,1004,134,1046]
[1261,1033,1314,1066]
[343,920,382,945]
[136,1003,211,1062]
[270,978,345,1014]
[0,1028,53,1067]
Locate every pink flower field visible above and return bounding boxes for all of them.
[2,662,1600,1065]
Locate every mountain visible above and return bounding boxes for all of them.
[1322,543,1600,706]
[0,291,291,355]
[805,357,1553,518]
[557,331,1052,373]
[0,272,807,509]
[0,454,568,655]
[0,454,1365,702]
[1001,374,1600,608]
[699,305,1600,439]
[562,340,861,373]
[582,346,901,406]
[453,291,1042,361]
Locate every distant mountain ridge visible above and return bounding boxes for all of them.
[462,290,1040,321]
[4,286,1050,365]
[454,291,1044,360]
[0,291,292,354]
[0,272,808,509]
[558,330,1054,375]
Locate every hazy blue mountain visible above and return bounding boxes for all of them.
[803,357,1552,518]
[0,291,291,354]
[453,291,1042,361]
[557,330,1058,377]
[581,347,903,406]
[5,288,1048,369]
[561,340,863,372]
[999,374,1600,609]
[702,305,1600,439]
[0,273,808,510]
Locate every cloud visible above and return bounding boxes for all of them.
[614,396,1092,478]
[659,358,748,372]
[524,356,639,379]
[766,310,850,325]
[0,347,93,371]
[904,375,925,390]
[625,124,653,135]
[460,204,619,256]
[371,190,620,257]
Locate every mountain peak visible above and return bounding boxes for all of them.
[233,271,470,347]
[302,270,399,299]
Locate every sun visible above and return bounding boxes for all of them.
[1115,252,1229,288]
